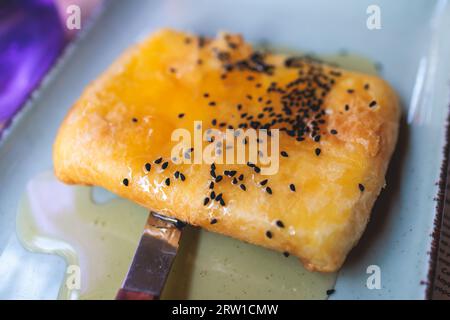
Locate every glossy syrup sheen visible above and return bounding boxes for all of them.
[17,171,335,299]
[17,54,377,299]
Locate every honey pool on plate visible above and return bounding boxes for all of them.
[17,171,336,299]
[16,54,377,299]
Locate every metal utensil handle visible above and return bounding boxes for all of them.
[115,288,158,300]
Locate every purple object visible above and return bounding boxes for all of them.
[0,0,66,132]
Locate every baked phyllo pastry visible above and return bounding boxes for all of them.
[53,29,400,272]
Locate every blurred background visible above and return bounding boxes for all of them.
[0,0,103,135]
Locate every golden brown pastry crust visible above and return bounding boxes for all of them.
[53,29,400,272]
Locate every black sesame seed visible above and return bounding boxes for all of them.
[347,89,354,94]
[209,181,214,189]
[209,101,216,107]
[364,83,370,90]
[247,162,255,168]
[162,162,169,170]
[326,289,336,296]
[227,170,237,177]
[165,178,170,186]
[203,93,210,98]
[122,178,129,186]
[238,174,244,181]
[211,163,216,170]
[266,187,272,194]
[203,197,210,206]
[276,220,285,228]
[359,183,365,192]
[240,184,246,191]
[132,117,138,123]
[174,171,180,179]
[232,177,238,184]
[283,251,290,257]
[210,218,218,225]
[145,163,151,171]
[254,166,261,173]
[281,151,289,157]
[289,184,296,192]
[265,231,273,239]
[210,170,216,178]
[315,148,321,156]
[210,191,216,200]
[330,129,338,135]
[178,113,185,118]
[180,173,186,181]
[369,100,377,107]
[154,157,163,164]
[215,175,223,182]
[260,179,268,186]
[345,104,350,111]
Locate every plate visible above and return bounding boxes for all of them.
[0,0,450,299]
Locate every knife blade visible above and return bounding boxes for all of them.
[116,211,185,300]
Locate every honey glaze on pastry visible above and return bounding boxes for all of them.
[53,29,400,272]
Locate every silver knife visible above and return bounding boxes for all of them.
[116,212,185,300]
